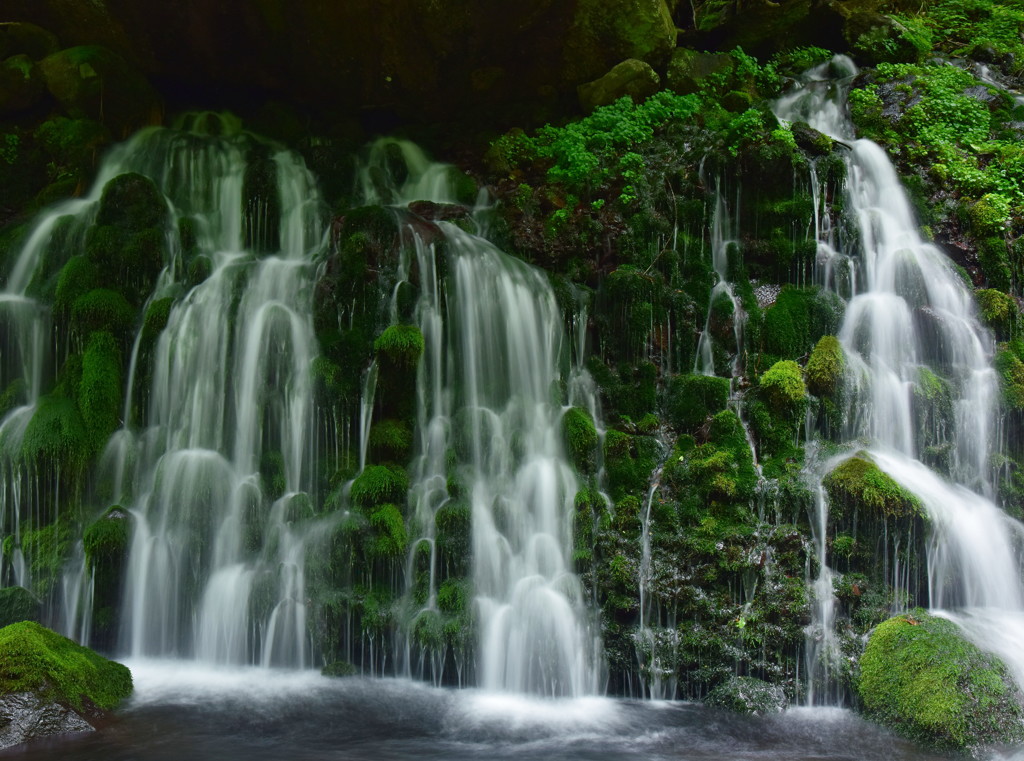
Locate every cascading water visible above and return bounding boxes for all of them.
[776,57,1024,697]
[1,113,328,666]
[361,141,601,696]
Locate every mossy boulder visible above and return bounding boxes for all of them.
[563,406,598,473]
[577,58,660,113]
[665,373,730,431]
[0,23,59,61]
[373,324,424,370]
[995,348,1024,411]
[823,454,922,520]
[0,54,45,114]
[0,587,41,629]
[805,335,844,397]
[0,621,132,749]
[857,611,1024,751]
[977,289,1017,341]
[563,0,676,85]
[759,360,807,413]
[665,48,732,95]
[39,46,160,134]
[705,675,787,714]
[350,465,409,509]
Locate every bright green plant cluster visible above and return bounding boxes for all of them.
[804,335,844,397]
[562,406,598,474]
[0,620,132,713]
[858,610,1024,750]
[759,360,806,412]
[915,0,1024,65]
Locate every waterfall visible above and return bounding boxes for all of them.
[1,112,328,664]
[362,141,601,696]
[776,57,1024,695]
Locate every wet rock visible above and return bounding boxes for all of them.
[0,54,45,113]
[406,201,471,223]
[0,691,94,750]
[0,22,59,61]
[705,676,787,714]
[578,58,660,112]
[39,46,160,134]
[665,48,732,95]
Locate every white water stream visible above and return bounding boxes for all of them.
[777,57,1024,698]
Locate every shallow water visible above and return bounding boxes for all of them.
[0,661,984,761]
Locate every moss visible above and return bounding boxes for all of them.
[995,348,1024,411]
[78,331,121,455]
[53,256,98,315]
[141,297,173,350]
[321,660,358,677]
[823,454,922,519]
[368,504,408,558]
[435,500,471,575]
[350,464,409,509]
[70,288,135,338]
[977,288,1017,340]
[437,578,469,615]
[369,419,413,463]
[21,394,88,471]
[857,611,1024,751]
[95,172,166,230]
[603,429,659,502]
[805,335,844,397]
[666,373,730,431]
[759,360,807,412]
[760,286,843,363]
[0,621,132,713]
[563,406,598,474]
[83,507,129,569]
[0,587,41,628]
[374,324,424,369]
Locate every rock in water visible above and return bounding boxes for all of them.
[0,621,132,750]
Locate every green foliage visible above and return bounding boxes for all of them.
[603,429,660,502]
[805,335,844,397]
[823,454,922,519]
[995,347,1024,410]
[857,611,1024,750]
[21,395,88,471]
[758,360,807,412]
[373,324,424,369]
[435,500,471,575]
[436,578,469,615]
[760,286,842,364]
[369,419,413,463]
[368,504,408,558]
[666,373,730,431]
[977,288,1017,339]
[53,256,98,315]
[70,288,135,338]
[350,465,409,509]
[0,621,132,712]
[563,406,598,473]
[78,331,121,455]
[83,508,129,569]
[18,521,72,599]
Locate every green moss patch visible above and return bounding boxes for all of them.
[0,621,132,713]
[858,611,1024,751]
[563,406,598,473]
[805,335,844,397]
[823,454,922,519]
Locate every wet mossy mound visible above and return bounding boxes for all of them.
[823,454,921,519]
[705,675,787,714]
[857,611,1024,751]
[0,621,132,714]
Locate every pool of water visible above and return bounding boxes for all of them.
[1,660,1014,760]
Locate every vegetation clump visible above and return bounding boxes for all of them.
[858,610,1024,751]
[0,620,132,713]
[563,406,598,473]
[804,335,844,397]
[823,454,922,519]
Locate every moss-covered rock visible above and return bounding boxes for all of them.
[577,58,660,113]
[563,406,598,473]
[805,335,844,397]
[39,45,160,134]
[0,54,45,114]
[857,611,1024,751]
[976,289,1017,341]
[0,22,59,61]
[563,0,676,85]
[665,48,733,95]
[823,454,922,519]
[0,622,132,709]
[665,374,730,432]
[759,359,807,413]
[350,464,409,509]
[373,324,424,370]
